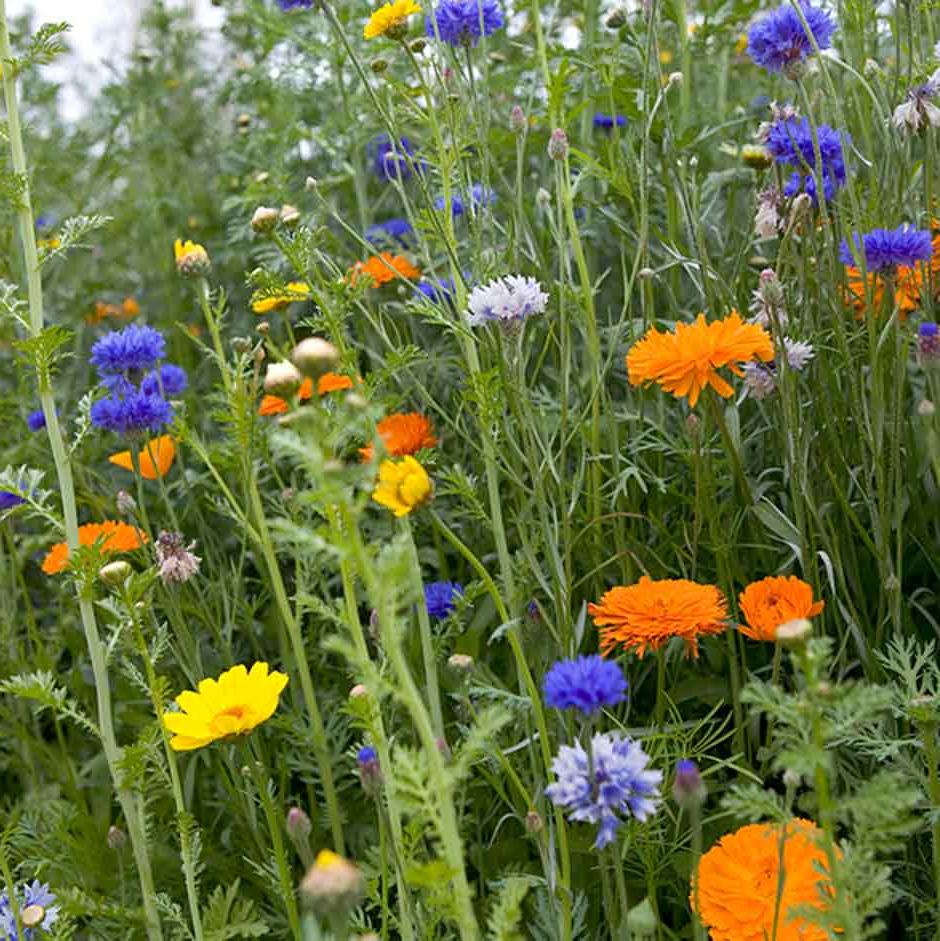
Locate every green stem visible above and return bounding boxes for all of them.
[919,720,940,928]
[0,9,163,938]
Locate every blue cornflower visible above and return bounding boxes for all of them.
[26,409,46,432]
[920,322,940,360]
[593,112,627,130]
[543,655,628,715]
[839,225,933,272]
[368,134,419,182]
[0,491,25,511]
[357,745,382,794]
[747,2,836,75]
[672,758,706,806]
[0,880,59,938]
[90,324,165,377]
[277,0,313,7]
[90,390,174,435]
[141,364,188,397]
[545,733,662,849]
[425,0,504,46]
[366,218,414,246]
[434,183,496,217]
[357,745,378,765]
[424,581,464,619]
[765,116,849,202]
[414,276,458,304]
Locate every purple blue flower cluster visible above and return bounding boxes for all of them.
[593,113,627,131]
[368,134,420,182]
[434,183,496,217]
[545,733,662,848]
[765,116,849,202]
[26,409,46,432]
[366,218,414,246]
[543,655,628,715]
[425,0,504,46]
[0,880,59,938]
[276,0,313,8]
[89,325,185,435]
[747,2,836,75]
[0,491,25,511]
[424,581,464,618]
[839,225,933,272]
[415,276,458,304]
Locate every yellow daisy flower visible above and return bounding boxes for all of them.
[162,662,289,752]
[372,455,432,517]
[174,238,211,277]
[364,0,422,40]
[251,281,312,314]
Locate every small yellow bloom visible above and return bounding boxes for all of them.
[364,0,422,40]
[162,662,288,752]
[659,49,673,65]
[174,238,211,277]
[735,32,749,55]
[251,282,312,314]
[372,455,432,517]
[37,236,60,251]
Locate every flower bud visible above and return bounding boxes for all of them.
[345,392,369,411]
[448,653,474,672]
[300,850,365,915]
[264,361,303,397]
[918,399,936,417]
[776,617,812,645]
[116,490,137,517]
[174,239,211,279]
[107,825,127,850]
[236,113,251,128]
[357,745,382,796]
[349,683,369,699]
[305,176,319,192]
[510,104,526,134]
[410,37,427,53]
[287,806,312,842]
[254,171,270,184]
[789,193,813,224]
[672,759,706,807]
[251,206,279,233]
[371,57,389,73]
[741,144,772,170]
[667,71,683,88]
[100,560,132,587]
[280,204,301,228]
[605,7,627,27]
[525,809,543,833]
[637,267,655,281]
[547,128,569,161]
[292,337,340,378]
[536,187,551,209]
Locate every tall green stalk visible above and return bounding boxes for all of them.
[0,9,163,939]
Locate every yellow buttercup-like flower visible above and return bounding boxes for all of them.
[162,662,288,752]
[364,0,422,40]
[174,238,211,277]
[251,281,312,314]
[372,455,432,517]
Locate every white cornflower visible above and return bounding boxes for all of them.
[155,531,201,585]
[754,188,783,239]
[892,71,940,135]
[783,337,815,370]
[466,275,549,328]
[749,267,788,328]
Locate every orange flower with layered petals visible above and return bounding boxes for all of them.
[842,265,922,319]
[109,435,177,480]
[360,412,437,461]
[627,311,773,407]
[258,373,355,416]
[589,576,728,657]
[87,297,141,324]
[351,253,421,287]
[693,819,834,941]
[42,521,148,575]
[738,575,824,642]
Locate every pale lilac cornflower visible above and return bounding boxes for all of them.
[783,337,815,369]
[155,531,201,585]
[466,275,549,328]
[545,732,662,849]
[743,362,777,400]
[893,69,940,135]
[0,880,59,938]
[749,268,788,328]
[754,188,783,239]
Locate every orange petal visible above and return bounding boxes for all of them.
[109,436,176,480]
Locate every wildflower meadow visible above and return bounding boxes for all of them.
[2,0,940,937]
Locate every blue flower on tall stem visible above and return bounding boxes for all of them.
[424,581,464,619]
[276,0,313,8]
[765,116,849,202]
[747,2,836,76]
[424,0,504,46]
[543,655,628,716]
[839,225,933,272]
[26,409,46,432]
[593,113,627,131]
[368,134,420,182]
[366,218,414,246]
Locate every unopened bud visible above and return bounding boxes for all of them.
[116,490,137,517]
[107,825,127,850]
[510,104,526,134]
[605,7,627,27]
[448,653,474,672]
[547,128,569,161]
[256,321,270,337]
[236,113,251,128]
[637,266,655,281]
[789,193,813,223]
[345,392,368,411]
[305,176,318,192]
[264,361,303,397]
[254,171,270,184]
[436,737,451,761]
[741,144,772,170]
[371,57,389,73]
[776,618,812,645]
[232,336,253,354]
[251,206,279,233]
[100,560,132,587]
[863,58,881,78]
[536,187,552,209]
[287,807,312,842]
[667,71,683,88]
[292,337,340,378]
[410,37,427,53]
[525,809,543,833]
[280,204,301,227]
[672,759,706,807]
[782,768,801,790]
[918,399,936,417]
[300,851,365,915]
[357,746,382,796]
[349,683,368,699]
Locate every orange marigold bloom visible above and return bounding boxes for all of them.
[589,575,728,657]
[627,312,773,407]
[351,253,421,287]
[42,521,148,575]
[693,819,834,941]
[738,575,824,642]
[109,435,177,480]
[360,412,438,461]
[842,265,922,319]
[258,373,355,416]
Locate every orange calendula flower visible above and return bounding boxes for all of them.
[109,435,177,480]
[162,662,288,752]
[738,575,824,642]
[842,265,922,319]
[258,373,355,416]
[692,819,835,941]
[87,297,141,324]
[42,521,148,575]
[351,253,421,287]
[627,312,774,407]
[372,455,432,517]
[589,575,728,657]
[360,412,438,461]
[251,282,312,315]
[364,0,422,39]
